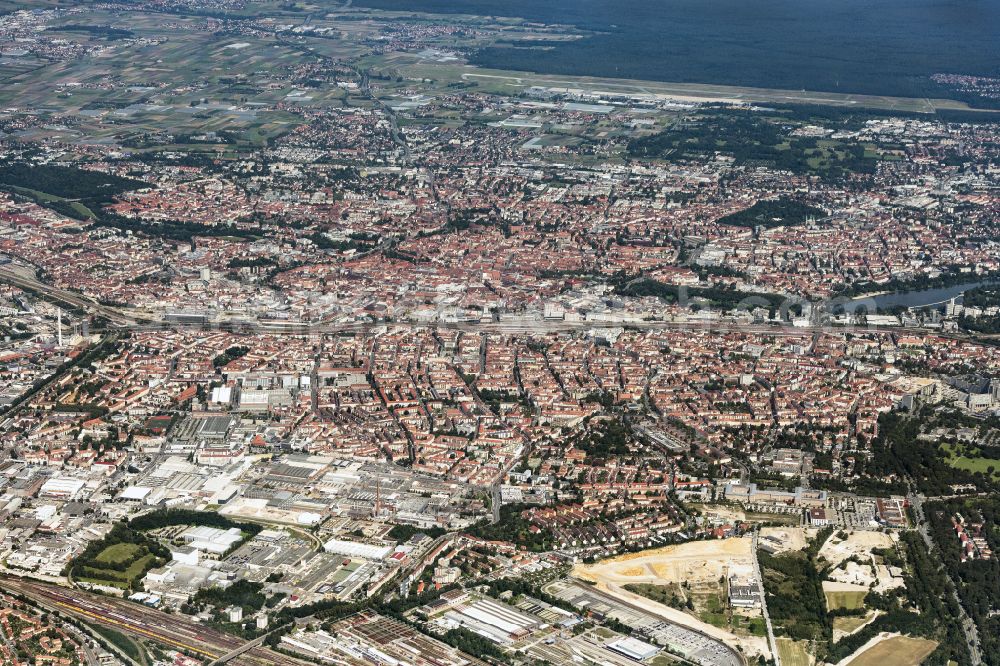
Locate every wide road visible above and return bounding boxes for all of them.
[907,493,982,665]
[0,577,312,666]
[751,531,780,666]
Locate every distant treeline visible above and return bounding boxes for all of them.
[766,103,1000,128]
[626,111,879,179]
[91,212,265,242]
[614,276,786,311]
[964,285,1000,309]
[127,508,263,536]
[834,269,1000,299]
[0,163,147,201]
[0,163,149,221]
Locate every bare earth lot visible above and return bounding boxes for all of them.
[573,538,770,658]
[845,634,938,666]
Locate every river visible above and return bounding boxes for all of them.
[848,280,1000,310]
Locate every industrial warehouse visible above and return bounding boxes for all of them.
[439,597,543,645]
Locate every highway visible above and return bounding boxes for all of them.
[0,577,312,666]
[907,493,983,665]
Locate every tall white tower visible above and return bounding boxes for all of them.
[56,307,63,348]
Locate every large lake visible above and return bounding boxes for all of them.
[353,0,1000,106]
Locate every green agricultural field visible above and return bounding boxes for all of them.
[847,635,938,666]
[0,8,338,148]
[833,611,875,635]
[825,590,867,611]
[776,638,813,666]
